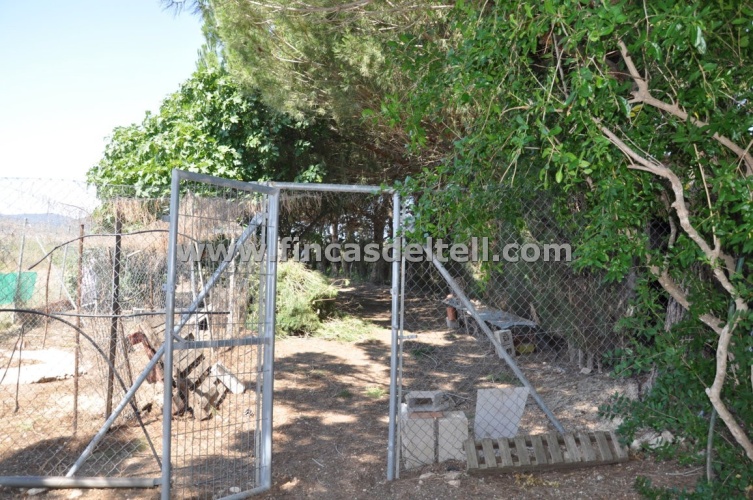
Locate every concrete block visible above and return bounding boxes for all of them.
[438,411,468,462]
[474,387,529,439]
[400,403,436,469]
[492,329,515,359]
[405,390,448,413]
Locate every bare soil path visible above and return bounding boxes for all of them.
[7,282,702,499]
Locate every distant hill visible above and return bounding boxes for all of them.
[0,213,82,227]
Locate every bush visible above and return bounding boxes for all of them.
[275,261,337,335]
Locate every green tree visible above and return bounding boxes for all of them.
[386,0,753,484]
[88,64,330,196]
[164,0,753,492]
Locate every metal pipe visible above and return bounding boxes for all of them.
[424,245,566,434]
[386,192,401,481]
[259,190,280,490]
[74,223,84,434]
[395,234,408,479]
[12,218,28,324]
[0,476,160,489]
[266,181,387,194]
[216,483,270,500]
[175,169,276,195]
[161,169,182,500]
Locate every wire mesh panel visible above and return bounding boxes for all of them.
[0,180,165,486]
[164,171,278,499]
[395,186,634,475]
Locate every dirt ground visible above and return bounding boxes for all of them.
[1,283,703,499]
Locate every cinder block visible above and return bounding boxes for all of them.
[474,387,529,439]
[400,403,436,469]
[492,329,515,359]
[405,390,448,413]
[438,411,468,462]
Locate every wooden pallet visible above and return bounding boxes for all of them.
[464,431,628,474]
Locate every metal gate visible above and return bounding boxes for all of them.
[162,170,279,499]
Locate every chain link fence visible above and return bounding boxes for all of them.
[0,179,167,482]
[0,177,638,490]
[396,186,633,474]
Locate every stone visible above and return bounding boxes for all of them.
[492,329,515,359]
[444,471,462,481]
[448,480,461,487]
[474,387,529,439]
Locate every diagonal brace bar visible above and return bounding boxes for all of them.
[424,244,566,434]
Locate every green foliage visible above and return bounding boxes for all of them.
[275,260,337,335]
[365,387,387,399]
[313,315,377,343]
[88,65,330,197]
[383,1,753,495]
[179,0,752,492]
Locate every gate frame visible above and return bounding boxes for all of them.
[162,169,280,499]
[0,172,567,494]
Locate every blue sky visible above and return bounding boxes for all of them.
[0,1,205,182]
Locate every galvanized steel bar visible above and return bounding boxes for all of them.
[161,169,182,500]
[266,181,386,194]
[176,169,277,195]
[0,476,160,489]
[424,244,566,434]
[174,337,267,350]
[386,192,401,481]
[259,189,279,490]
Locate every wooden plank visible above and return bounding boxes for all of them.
[609,432,628,460]
[531,435,548,465]
[563,434,580,463]
[464,439,479,469]
[497,438,514,467]
[578,432,596,462]
[514,437,531,466]
[594,432,613,461]
[465,432,630,475]
[139,320,163,348]
[481,438,497,468]
[211,362,246,394]
[547,432,564,464]
[175,350,203,376]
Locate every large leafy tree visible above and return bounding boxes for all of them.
[386,0,753,483]
[88,64,330,196]
[166,0,753,492]
[186,0,452,175]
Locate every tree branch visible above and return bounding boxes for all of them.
[600,125,737,279]
[617,40,753,177]
[648,264,723,334]
[706,319,753,462]
[601,123,753,461]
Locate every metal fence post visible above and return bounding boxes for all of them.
[260,189,279,490]
[387,192,401,480]
[161,169,182,500]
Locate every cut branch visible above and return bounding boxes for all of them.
[617,40,753,176]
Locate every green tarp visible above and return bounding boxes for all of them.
[0,272,37,304]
